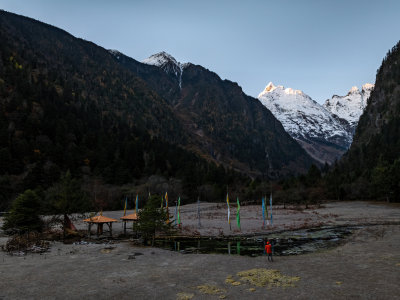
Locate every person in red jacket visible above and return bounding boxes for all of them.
[265,240,273,262]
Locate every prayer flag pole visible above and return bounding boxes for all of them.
[197,196,201,228]
[236,197,241,230]
[226,192,231,231]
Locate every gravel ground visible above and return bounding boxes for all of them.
[68,200,400,237]
[0,201,399,299]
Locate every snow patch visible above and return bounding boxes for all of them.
[142,52,187,89]
[108,49,121,59]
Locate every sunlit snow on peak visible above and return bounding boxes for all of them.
[284,87,303,96]
[260,82,304,97]
[324,83,374,126]
[264,82,277,92]
[349,86,359,94]
[362,83,374,91]
[257,83,352,150]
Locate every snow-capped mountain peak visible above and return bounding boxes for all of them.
[142,52,186,89]
[362,83,374,92]
[263,82,277,92]
[258,82,353,164]
[349,86,360,94]
[142,51,179,68]
[324,83,374,128]
[260,82,305,97]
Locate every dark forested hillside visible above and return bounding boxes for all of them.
[0,10,243,207]
[111,52,313,177]
[0,10,314,209]
[327,40,400,201]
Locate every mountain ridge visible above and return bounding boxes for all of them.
[324,83,374,132]
[110,51,315,176]
[0,8,314,207]
[330,41,400,201]
[257,82,353,164]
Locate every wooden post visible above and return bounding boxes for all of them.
[124,221,126,235]
[134,221,138,238]
[88,223,92,237]
[97,223,104,236]
[63,213,67,240]
[109,222,113,237]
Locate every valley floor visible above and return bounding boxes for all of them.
[0,201,399,299]
[72,200,400,237]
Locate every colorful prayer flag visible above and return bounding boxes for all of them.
[177,197,181,227]
[265,194,269,225]
[270,193,273,225]
[236,197,241,230]
[174,200,178,226]
[226,193,230,225]
[262,197,266,227]
[135,194,138,214]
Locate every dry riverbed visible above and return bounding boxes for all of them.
[0,201,399,299]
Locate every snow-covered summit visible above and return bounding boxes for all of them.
[362,83,374,91]
[142,51,179,68]
[258,82,353,163]
[324,83,374,127]
[142,52,186,89]
[262,82,304,96]
[349,86,359,94]
[258,82,351,143]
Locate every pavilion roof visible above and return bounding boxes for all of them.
[83,215,118,223]
[120,213,138,221]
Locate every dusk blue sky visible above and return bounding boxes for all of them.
[1,0,400,103]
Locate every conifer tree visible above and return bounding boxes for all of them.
[2,189,43,234]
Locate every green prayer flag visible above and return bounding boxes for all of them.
[177,197,181,226]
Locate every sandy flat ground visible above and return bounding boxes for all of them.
[0,201,400,299]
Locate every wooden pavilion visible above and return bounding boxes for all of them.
[83,214,118,237]
[120,212,138,235]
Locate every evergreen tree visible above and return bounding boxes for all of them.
[45,171,91,237]
[2,189,43,234]
[133,195,173,246]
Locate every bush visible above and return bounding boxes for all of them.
[4,232,49,253]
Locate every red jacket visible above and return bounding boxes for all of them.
[265,243,272,254]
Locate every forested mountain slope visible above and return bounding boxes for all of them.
[111,51,314,177]
[0,10,314,208]
[0,10,237,207]
[331,41,400,201]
